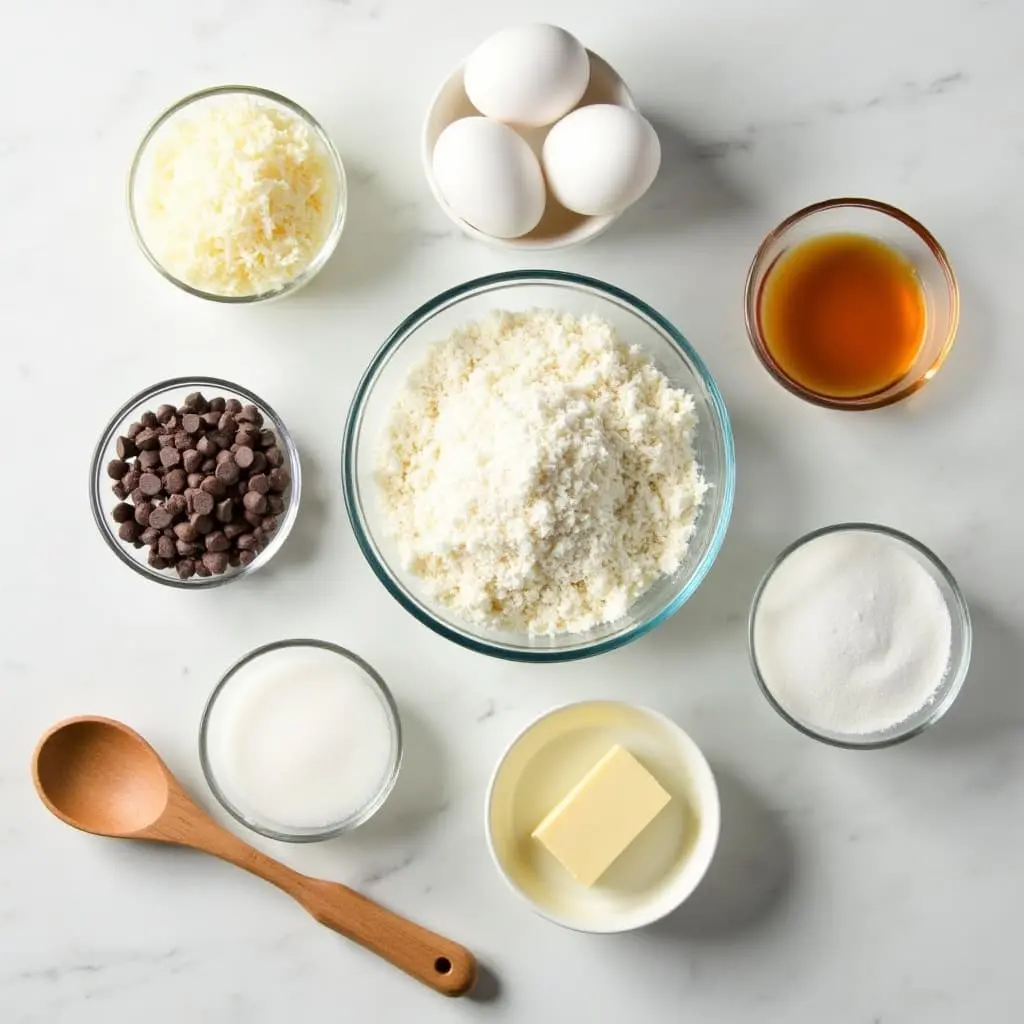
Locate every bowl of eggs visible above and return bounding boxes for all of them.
[423,24,662,249]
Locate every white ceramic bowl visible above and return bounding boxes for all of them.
[486,701,720,932]
[422,52,637,250]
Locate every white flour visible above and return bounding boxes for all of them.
[752,530,952,735]
[377,310,706,635]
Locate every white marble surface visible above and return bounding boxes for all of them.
[2,0,1022,1020]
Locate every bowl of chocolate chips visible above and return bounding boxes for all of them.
[90,377,300,586]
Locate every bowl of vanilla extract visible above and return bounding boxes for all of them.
[744,197,959,410]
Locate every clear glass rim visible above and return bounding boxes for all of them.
[342,269,736,663]
[747,522,973,749]
[198,638,403,842]
[743,197,960,410]
[89,375,302,589]
[127,84,347,303]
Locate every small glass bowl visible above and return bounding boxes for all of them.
[199,639,403,842]
[89,376,301,588]
[343,270,736,663]
[744,198,959,409]
[128,85,347,303]
[748,523,972,749]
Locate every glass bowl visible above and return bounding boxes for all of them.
[744,198,959,409]
[748,523,972,749]
[90,376,301,588]
[128,85,347,303]
[199,639,403,842]
[342,270,735,662]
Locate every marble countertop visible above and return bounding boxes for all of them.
[2,0,1021,1020]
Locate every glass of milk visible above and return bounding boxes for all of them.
[200,640,402,841]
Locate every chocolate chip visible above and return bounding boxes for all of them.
[182,392,208,414]
[225,398,242,414]
[268,467,290,492]
[243,491,267,515]
[139,449,161,471]
[116,437,138,460]
[223,521,247,540]
[176,559,196,579]
[201,475,226,498]
[218,412,237,433]
[182,413,202,434]
[194,562,212,578]
[140,411,159,429]
[205,531,230,553]
[176,539,198,557]
[107,458,128,480]
[265,446,283,468]
[157,535,176,560]
[165,469,187,494]
[203,411,221,428]
[134,502,153,526]
[247,473,269,495]
[228,550,242,568]
[187,472,203,489]
[148,552,168,570]
[215,458,240,485]
[201,459,216,474]
[158,433,176,449]
[261,516,279,534]
[111,502,133,524]
[249,451,268,474]
[174,432,192,452]
[239,549,256,566]
[191,513,214,535]
[183,449,203,473]
[196,436,217,457]
[202,551,230,574]
[267,494,285,515]
[234,445,255,469]
[140,526,160,546]
[191,490,215,516]
[216,499,234,523]
[160,447,181,468]
[118,521,138,542]
[258,429,276,449]
[236,532,258,551]
[210,430,233,450]
[149,506,173,530]
[215,448,234,466]
[139,473,162,497]
[209,396,226,412]
[127,422,144,439]
[238,404,263,427]
[174,522,197,542]
[130,486,146,505]
[235,427,260,449]
[165,494,187,517]
[244,510,263,528]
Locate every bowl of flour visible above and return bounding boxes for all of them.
[342,271,734,661]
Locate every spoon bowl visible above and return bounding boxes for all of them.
[31,715,476,997]
[34,717,170,836]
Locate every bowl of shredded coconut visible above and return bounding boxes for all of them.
[343,271,735,661]
[128,85,346,302]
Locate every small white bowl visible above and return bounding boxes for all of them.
[486,701,720,933]
[422,52,637,251]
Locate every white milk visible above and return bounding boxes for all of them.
[204,645,398,832]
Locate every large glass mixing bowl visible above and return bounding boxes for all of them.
[343,271,735,662]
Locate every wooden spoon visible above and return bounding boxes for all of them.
[31,716,476,997]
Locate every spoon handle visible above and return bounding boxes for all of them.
[158,792,476,996]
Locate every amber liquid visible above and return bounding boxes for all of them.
[759,233,926,399]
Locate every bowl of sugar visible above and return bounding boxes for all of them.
[199,640,402,841]
[748,523,972,749]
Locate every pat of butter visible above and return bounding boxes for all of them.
[531,744,671,887]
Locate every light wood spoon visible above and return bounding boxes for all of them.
[31,716,476,997]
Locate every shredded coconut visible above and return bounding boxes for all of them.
[377,310,707,635]
[136,95,337,296]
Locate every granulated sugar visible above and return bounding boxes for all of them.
[752,529,952,735]
[377,310,706,635]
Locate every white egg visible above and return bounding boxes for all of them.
[464,24,590,128]
[432,117,546,239]
[542,105,662,217]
